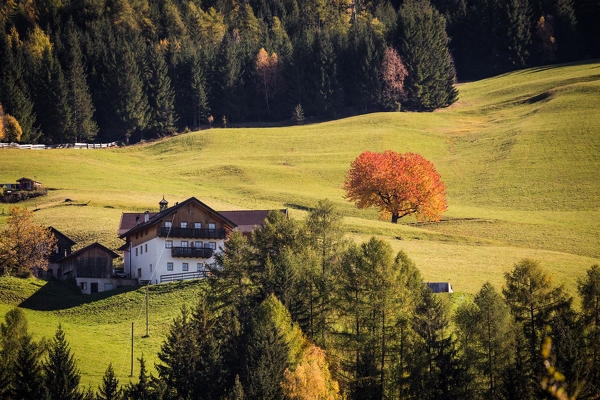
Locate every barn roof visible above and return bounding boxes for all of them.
[58,242,119,263]
[48,226,76,246]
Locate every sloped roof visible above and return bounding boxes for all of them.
[219,209,287,233]
[57,242,119,263]
[118,212,158,235]
[118,202,288,237]
[48,226,76,246]
[119,197,238,238]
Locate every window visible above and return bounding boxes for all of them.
[167,262,173,271]
[194,222,202,229]
[135,247,138,256]
[149,264,153,272]
[165,221,172,228]
[208,223,215,230]
[80,282,87,291]
[195,241,202,248]
[182,263,189,272]
[208,242,216,250]
[181,241,188,247]
[145,244,148,252]
[180,222,187,228]
[140,246,143,255]
[197,263,203,272]
[165,240,172,248]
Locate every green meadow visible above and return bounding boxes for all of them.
[0,61,599,386]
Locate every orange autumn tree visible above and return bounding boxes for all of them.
[344,151,447,223]
[281,344,340,400]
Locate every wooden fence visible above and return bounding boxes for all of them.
[0,142,118,149]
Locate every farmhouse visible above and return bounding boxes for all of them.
[118,197,286,284]
[16,177,43,191]
[46,227,136,294]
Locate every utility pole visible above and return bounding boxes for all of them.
[130,322,134,377]
[145,285,149,337]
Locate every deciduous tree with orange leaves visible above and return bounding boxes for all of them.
[344,151,447,223]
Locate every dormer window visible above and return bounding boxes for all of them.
[181,222,187,228]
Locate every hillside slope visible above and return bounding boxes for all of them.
[1,60,599,387]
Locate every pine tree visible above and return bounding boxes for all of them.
[97,363,121,400]
[191,56,210,129]
[145,44,177,138]
[13,334,46,400]
[395,0,457,110]
[245,295,301,400]
[33,48,72,144]
[502,0,532,69]
[65,26,98,142]
[125,357,152,400]
[0,30,38,143]
[0,308,29,398]
[43,325,82,400]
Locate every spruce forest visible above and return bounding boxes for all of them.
[0,0,597,144]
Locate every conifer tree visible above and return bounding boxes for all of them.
[34,48,72,143]
[454,283,514,399]
[97,363,121,400]
[191,56,210,129]
[13,334,46,400]
[43,325,82,400]
[66,35,98,142]
[245,295,302,400]
[578,264,600,395]
[145,44,177,138]
[0,308,29,398]
[0,30,38,143]
[502,259,569,397]
[502,0,532,69]
[395,0,457,110]
[125,357,152,400]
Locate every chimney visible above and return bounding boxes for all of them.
[144,211,150,222]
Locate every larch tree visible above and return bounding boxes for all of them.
[502,259,569,396]
[578,264,600,394]
[344,151,448,223]
[379,47,408,111]
[256,48,279,116]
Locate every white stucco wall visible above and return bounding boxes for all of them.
[128,236,224,284]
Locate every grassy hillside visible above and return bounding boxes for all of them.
[0,61,599,385]
[0,276,205,387]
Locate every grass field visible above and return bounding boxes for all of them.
[0,61,599,387]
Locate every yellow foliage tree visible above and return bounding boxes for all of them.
[281,345,340,400]
[0,207,56,276]
[25,25,52,62]
[3,115,22,143]
[256,48,279,116]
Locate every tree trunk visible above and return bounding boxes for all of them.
[391,213,399,224]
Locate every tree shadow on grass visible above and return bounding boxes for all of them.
[19,279,138,311]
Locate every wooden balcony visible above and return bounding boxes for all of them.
[158,227,226,239]
[160,271,209,283]
[171,247,213,258]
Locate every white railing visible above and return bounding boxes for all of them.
[0,142,118,149]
